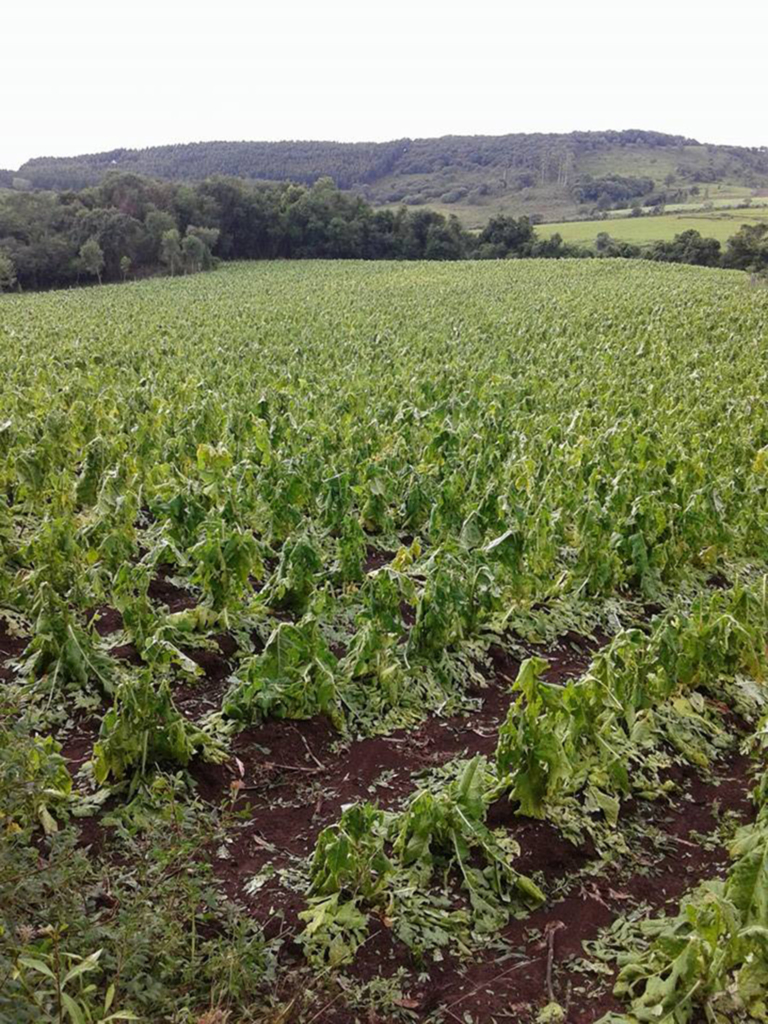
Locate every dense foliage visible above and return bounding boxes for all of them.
[2,171,767,292]
[0,173,572,289]
[14,130,768,190]
[2,259,768,694]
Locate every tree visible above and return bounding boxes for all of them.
[159,229,183,275]
[529,232,588,259]
[185,225,220,268]
[595,232,613,253]
[145,209,177,254]
[0,251,16,291]
[648,230,721,267]
[722,223,768,271]
[74,209,143,281]
[477,215,535,258]
[119,255,131,281]
[181,233,205,274]
[79,237,104,284]
[594,232,641,259]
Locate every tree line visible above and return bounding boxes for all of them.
[13,130,768,197]
[0,172,766,293]
[9,131,768,229]
[10,131,705,191]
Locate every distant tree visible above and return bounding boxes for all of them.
[181,233,205,273]
[529,233,591,259]
[0,251,16,291]
[159,229,183,275]
[595,231,613,253]
[423,217,465,260]
[594,232,641,259]
[477,215,535,257]
[722,223,768,271]
[145,210,178,259]
[648,230,721,267]
[3,162,765,291]
[185,225,220,268]
[79,237,104,284]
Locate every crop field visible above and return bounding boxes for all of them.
[538,208,768,247]
[2,260,768,1024]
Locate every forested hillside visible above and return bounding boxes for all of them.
[13,130,768,224]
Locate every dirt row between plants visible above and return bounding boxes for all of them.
[314,750,755,1024]
[182,630,604,890]
[2,577,758,1023]
[181,665,755,1022]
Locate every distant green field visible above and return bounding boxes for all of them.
[538,209,768,247]
[379,185,768,234]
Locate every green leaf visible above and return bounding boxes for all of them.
[63,948,102,985]
[726,828,768,924]
[61,992,87,1024]
[18,956,56,980]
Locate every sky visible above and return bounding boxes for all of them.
[4,0,767,170]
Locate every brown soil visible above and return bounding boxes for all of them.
[0,618,28,680]
[108,642,143,665]
[363,546,395,573]
[176,625,755,1024]
[37,596,757,1023]
[86,605,124,636]
[313,750,755,1024]
[148,569,198,612]
[185,635,597,914]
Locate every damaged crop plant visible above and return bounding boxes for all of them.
[1,257,768,1023]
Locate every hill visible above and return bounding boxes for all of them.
[14,130,768,224]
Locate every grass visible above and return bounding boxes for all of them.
[537,208,768,246]
[577,143,715,179]
[377,186,768,236]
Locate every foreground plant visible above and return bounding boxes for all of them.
[300,757,544,964]
[12,936,137,1024]
[222,615,343,727]
[21,584,115,698]
[93,671,224,785]
[597,771,768,1024]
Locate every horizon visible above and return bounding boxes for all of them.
[5,0,766,172]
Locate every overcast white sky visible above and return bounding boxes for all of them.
[4,0,766,170]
